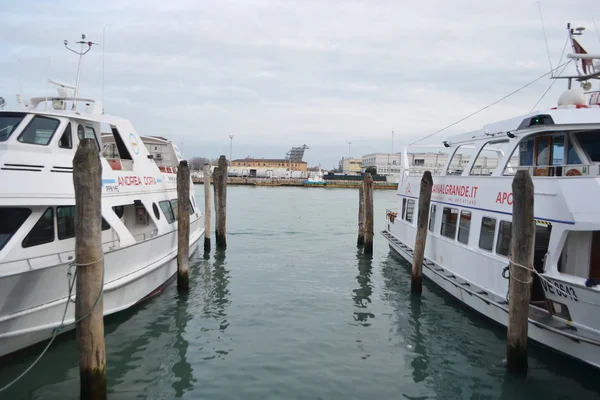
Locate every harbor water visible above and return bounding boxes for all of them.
[1,186,599,399]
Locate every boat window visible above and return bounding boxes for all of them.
[575,130,600,162]
[152,203,160,220]
[170,199,178,220]
[0,113,26,142]
[18,116,60,145]
[159,200,176,224]
[470,140,508,176]
[58,206,111,240]
[0,208,32,250]
[113,205,125,219]
[404,199,415,223]
[566,136,582,164]
[428,205,436,232]
[457,211,471,244]
[479,217,496,251]
[446,144,477,176]
[77,125,85,140]
[57,206,75,239]
[551,135,565,166]
[189,198,195,214]
[440,207,458,239]
[110,126,133,160]
[518,138,534,166]
[401,198,407,219]
[59,123,73,149]
[22,208,54,248]
[496,221,512,256]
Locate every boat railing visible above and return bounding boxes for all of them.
[503,164,600,177]
[0,238,122,272]
[406,167,444,176]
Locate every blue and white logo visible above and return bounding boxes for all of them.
[129,133,139,154]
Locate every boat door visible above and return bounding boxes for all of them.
[533,135,552,176]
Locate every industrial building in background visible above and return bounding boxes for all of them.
[228,145,309,178]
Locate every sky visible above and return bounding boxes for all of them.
[1,0,598,169]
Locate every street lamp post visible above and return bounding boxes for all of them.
[229,135,234,166]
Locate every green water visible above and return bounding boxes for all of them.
[2,186,599,399]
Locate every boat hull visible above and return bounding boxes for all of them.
[0,226,203,358]
[383,230,600,370]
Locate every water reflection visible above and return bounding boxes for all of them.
[408,296,428,384]
[171,292,194,397]
[352,251,374,325]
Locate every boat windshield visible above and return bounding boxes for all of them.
[0,113,26,142]
[575,130,600,162]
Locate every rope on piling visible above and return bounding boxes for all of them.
[0,255,105,393]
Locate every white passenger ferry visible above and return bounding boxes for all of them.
[383,24,600,368]
[0,38,204,357]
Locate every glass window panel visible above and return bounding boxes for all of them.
[496,221,512,256]
[405,200,415,223]
[458,211,471,244]
[18,116,60,145]
[0,208,31,250]
[440,207,458,239]
[429,205,436,232]
[0,113,26,142]
[23,208,54,247]
[479,217,496,251]
[159,200,175,223]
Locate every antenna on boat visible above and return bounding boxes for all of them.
[593,17,600,45]
[102,25,106,114]
[537,1,553,75]
[64,34,98,110]
[44,57,51,111]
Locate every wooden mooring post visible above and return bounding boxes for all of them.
[214,155,228,250]
[73,138,106,400]
[203,163,211,252]
[363,173,374,255]
[411,171,433,295]
[357,183,364,247]
[506,170,535,375]
[177,160,191,292]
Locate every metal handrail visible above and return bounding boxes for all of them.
[503,163,600,177]
[0,238,121,268]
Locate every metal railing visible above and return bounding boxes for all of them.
[503,164,600,177]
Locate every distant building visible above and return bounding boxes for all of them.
[341,157,362,175]
[231,158,308,172]
[361,153,402,175]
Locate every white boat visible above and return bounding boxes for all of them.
[383,24,600,368]
[0,37,204,357]
[304,169,327,186]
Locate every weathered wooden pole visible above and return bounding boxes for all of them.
[177,160,191,291]
[411,171,433,295]
[357,183,365,247]
[214,155,227,250]
[507,170,535,376]
[363,173,374,254]
[203,163,211,252]
[73,138,106,400]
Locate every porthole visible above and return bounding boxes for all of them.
[152,203,160,220]
[113,205,125,219]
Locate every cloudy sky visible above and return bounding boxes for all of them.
[1,0,598,168]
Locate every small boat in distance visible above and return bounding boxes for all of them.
[383,23,600,369]
[304,169,327,186]
[0,35,204,357]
